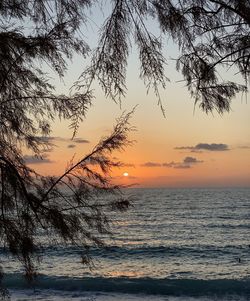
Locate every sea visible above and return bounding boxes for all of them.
[1,187,250,300]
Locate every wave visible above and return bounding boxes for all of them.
[206,223,250,229]
[1,244,249,259]
[90,245,249,259]
[3,274,250,296]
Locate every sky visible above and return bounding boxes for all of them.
[25,6,250,188]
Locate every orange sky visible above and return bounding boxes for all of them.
[24,9,250,188]
[26,78,250,187]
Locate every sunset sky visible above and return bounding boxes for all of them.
[25,8,250,188]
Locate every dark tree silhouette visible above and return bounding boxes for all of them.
[77,0,250,114]
[0,0,249,295]
[0,0,136,289]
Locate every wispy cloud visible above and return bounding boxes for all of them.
[174,164,191,169]
[36,136,90,144]
[35,136,63,143]
[67,144,76,148]
[141,162,162,167]
[73,138,89,144]
[238,145,250,149]
[24,154,53,164]
[175,143,229,152]
[162,161,177,168]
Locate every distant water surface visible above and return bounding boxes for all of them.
[2,187,250,300]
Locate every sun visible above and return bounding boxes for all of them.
[123,172,129,177]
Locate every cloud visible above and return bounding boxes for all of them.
[73,138,89,144]
[141,156,204,169]
[163,156,203,169]
[141,162,162,167]
[163,161,191,169]
[67,144,76,148]
[24,154,53,164]
[238,145,250,149]
[196,143,229,151]
[35,136,90,144]
[175,143,229,152]
[35,136,62,143]
[162,161,176,168]
[174,146,192,150]
[183,156,203,164]
[174,164,191,169]
[190,149,203,153]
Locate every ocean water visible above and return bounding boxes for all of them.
[2,187,250,300]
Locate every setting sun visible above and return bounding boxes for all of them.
[123,172,129,177]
